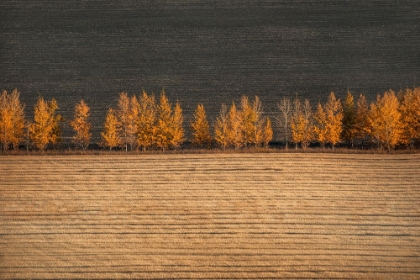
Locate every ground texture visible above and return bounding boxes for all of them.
[1,153,419,279]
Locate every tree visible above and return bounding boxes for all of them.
[154,91,173,151]
[240,95,265,147]
[355,94,370,147]
[252,96,264,147]
[191,104,212,148]
[324,92,343,148]
[291,99,313,150]
[30,97,51,150]
[240,96,255,147]
[0,89,25,151]
[313,102,328,148]
[127,95,140,150]
[278,97,291,149]
[214,104,229,150]
[369,90,403,151]
[170,101,184,149]
[48,99,63,149]
[29,97,62,151]
[341,91,357,147]
[69,99,91,151]
[0,90,13,151]
[101,108,121,151]
[137,91,156,151]
[227,102,244,150]
[301,99,313,150]
[290,98,303,149]
[117,92,130,151]
[8,89,26,150]
[262,117,273,148]
[399,87,420,147]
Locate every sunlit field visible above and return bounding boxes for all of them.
[1,153,419,279]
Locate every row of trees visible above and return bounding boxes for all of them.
[0,90,64,151]
[279,87,420,151]
[1,87,419,152]
[0,89,272,152]
[101,92,273,151]
[213,96,273,150]
[101,91,184,151]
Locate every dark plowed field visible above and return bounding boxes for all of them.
[1,1,419,140]
[1,153,420,279]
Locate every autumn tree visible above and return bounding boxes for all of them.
[101,108,121,151]
[0,89,25,151]
[369,90,403,151]
[227,102,244,150]
[325,92,343,148]
[29,97,62,151]
[313,102,328,148]
[137,91,156,151]
[314,92,343,149]
[291,98,313,149]
[214,104,229,150]
[240,96,255,147]
[290,98,303,149]
[214,97,266,149]
[49,100,64,149]
[127,95,140,150]
[9,89,26,150]
[117,92,131,151]
[241,96,264,147]
[354,94,370,147]
[29,97,52,150]
[399,87,420,147]
[251,96,264,147]
[262,117,273,148]
[341,91,357,147]
[170,101,184,149]
[154,91,173,151]
[191,104,212,148]
[278,97,291,149]
[301,99,313,149]
[69,99,91,151]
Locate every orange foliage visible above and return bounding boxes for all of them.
[69,100,91,150]
[137,91,157,151]
[368,90,403,151]
[214,104,229,150]
[191,104,212,148]
[0,89,25,151]
[399,87,420,146]
[314,92,343,148]
[341,91,357,146]
[227,102,244,150]
[154,91,173,151]
[355,94,370,143]
[29,97,62,150]
[101,108,121,151]
[262,117,273,148]
[171,102,184,149]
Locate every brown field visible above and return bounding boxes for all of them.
[1,153,419,279]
